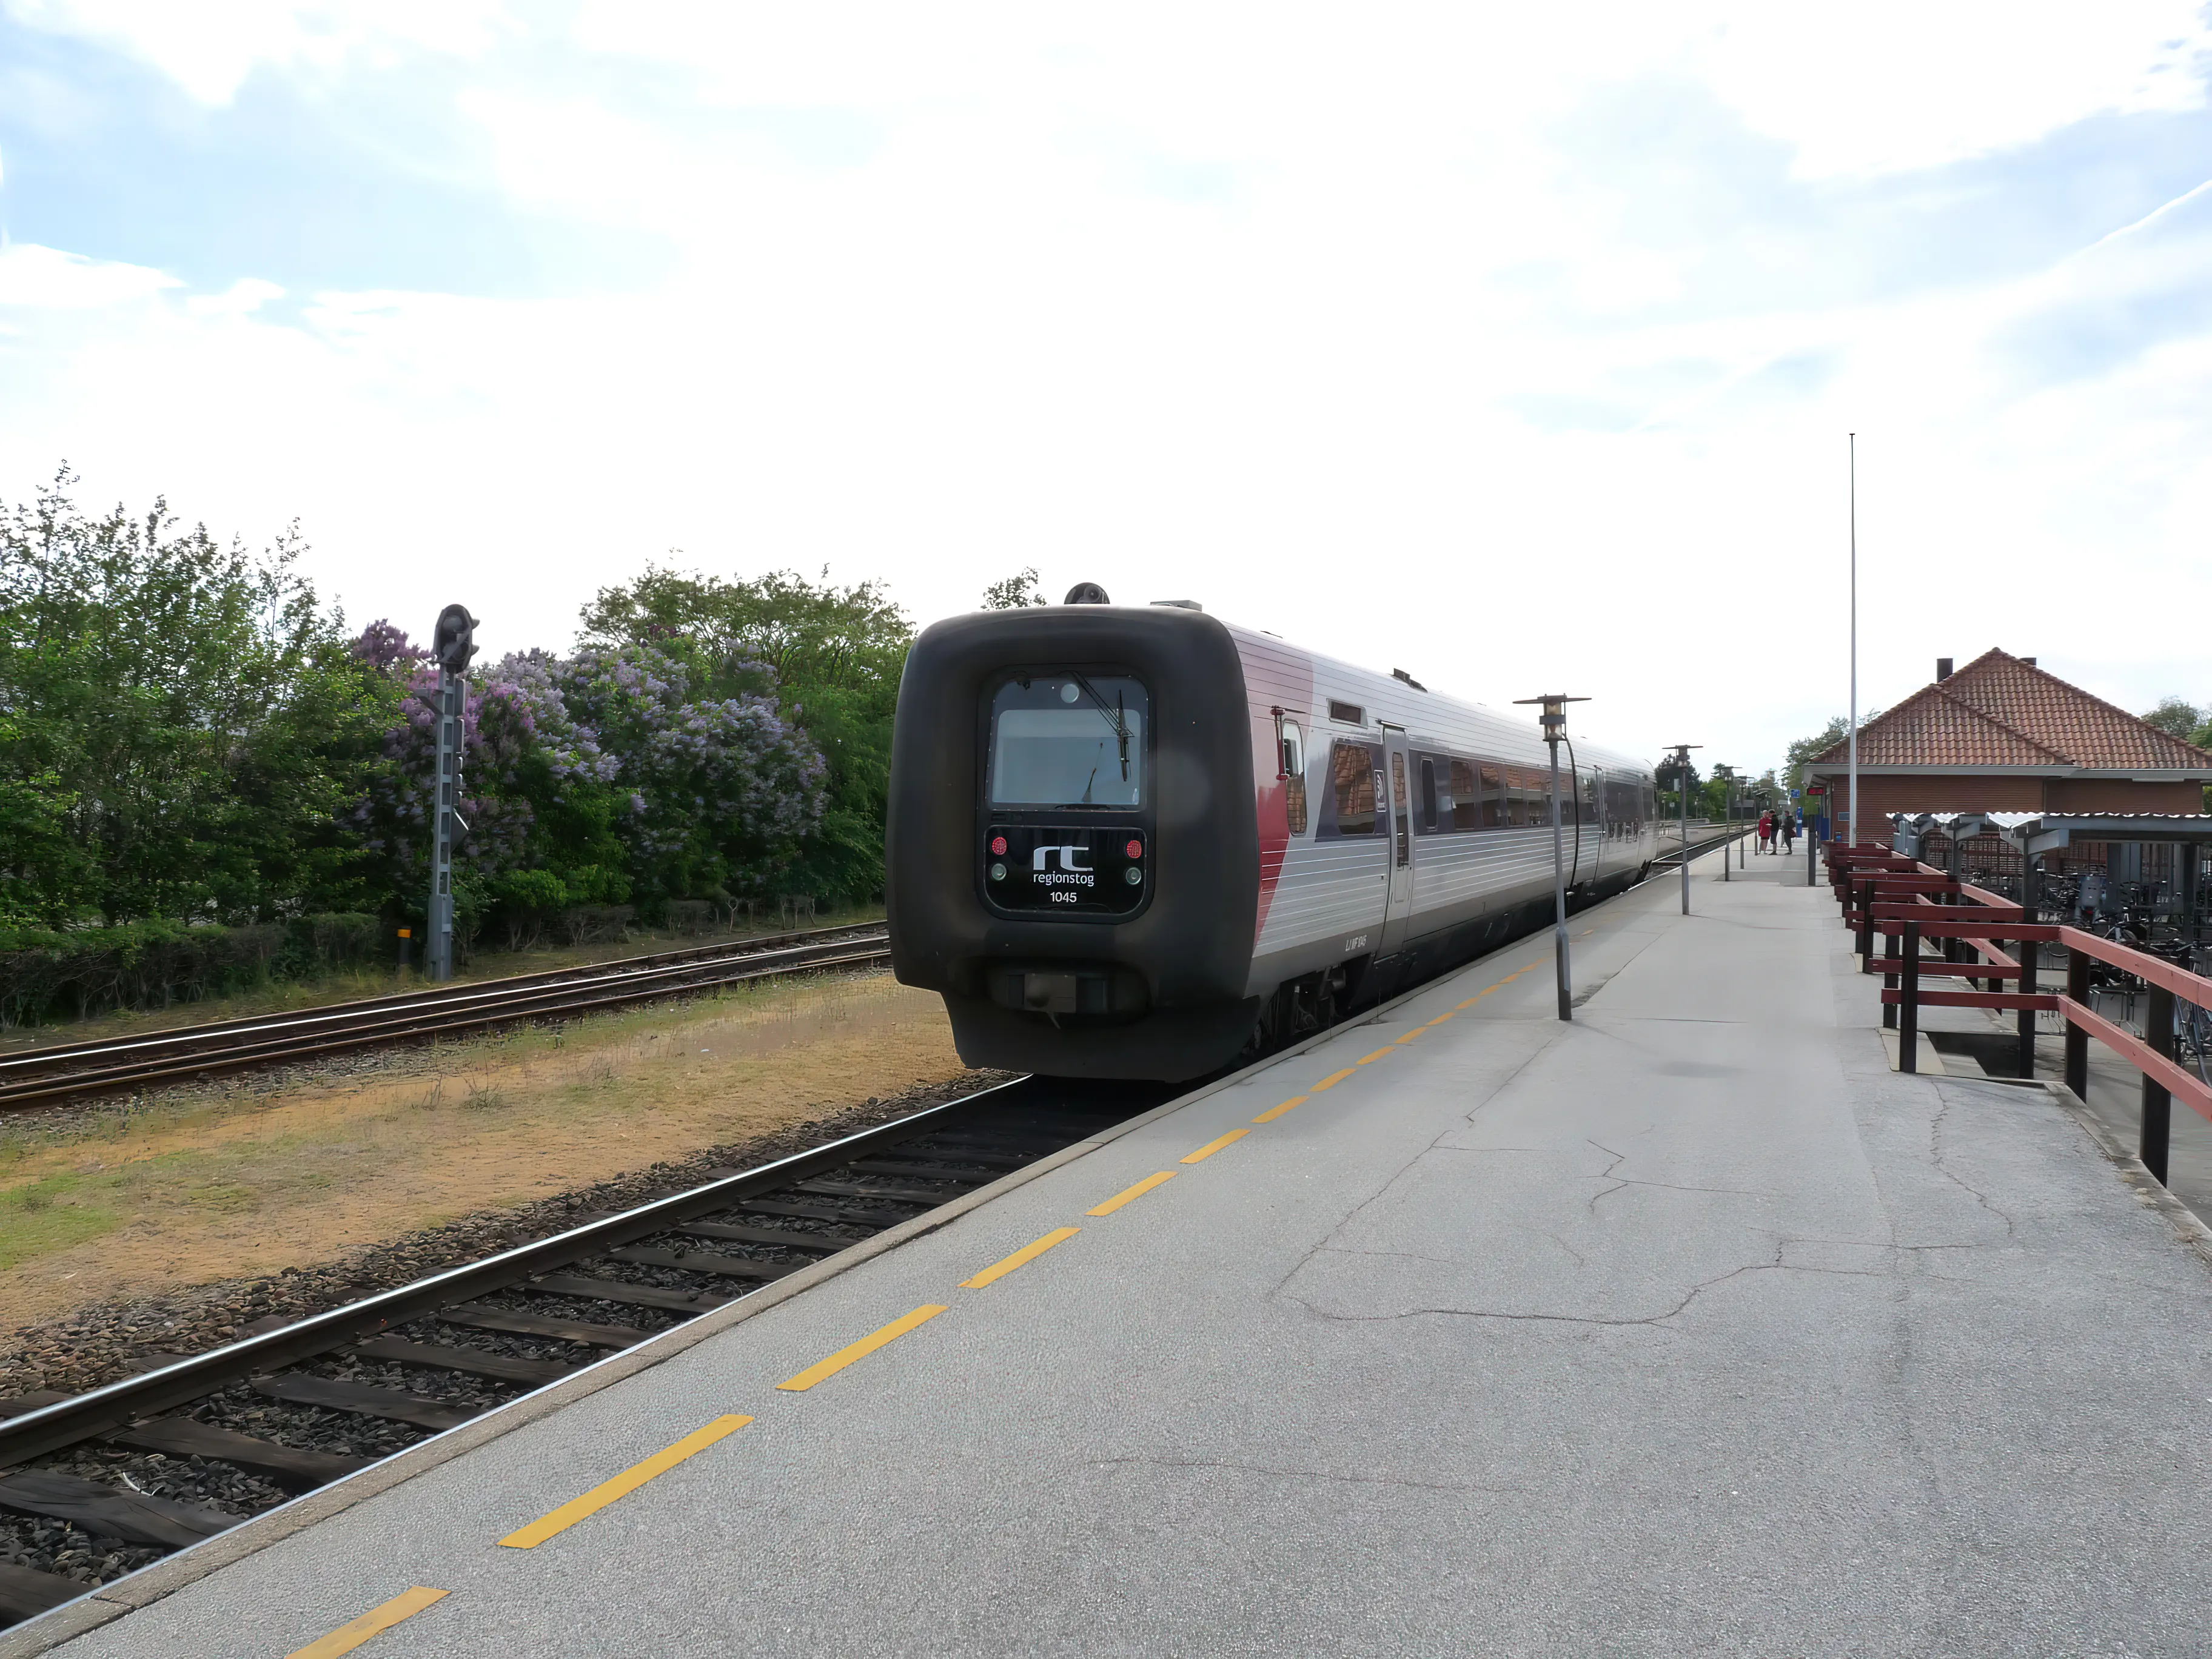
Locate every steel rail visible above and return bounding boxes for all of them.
[0,850,1719,1632]
[1646,824,1749,869]
[0,922,887,1076]
[0,1076,1038,1468]
[0,934,889,1111]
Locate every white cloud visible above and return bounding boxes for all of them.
[184,276,286,317]
[0,241,175,306]
[1,0,513,102]
[3,5,2211,773]
[1692,0,2212,178]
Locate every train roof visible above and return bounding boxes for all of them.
[918,600,1656,779]
[1217,617,1655,779]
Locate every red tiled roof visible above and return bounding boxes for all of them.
[1811,649,2212,771]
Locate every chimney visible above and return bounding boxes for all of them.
[2021,656,2036,668]
[1936,657,1953,682]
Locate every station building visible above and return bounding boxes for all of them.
[1805,648,2212,902]
[1807,648,2212,823]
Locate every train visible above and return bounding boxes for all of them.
[885,590,1665,1081]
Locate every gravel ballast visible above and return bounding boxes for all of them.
[0,1071,1014,1401]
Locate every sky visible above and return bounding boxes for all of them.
[3,2,2210,779]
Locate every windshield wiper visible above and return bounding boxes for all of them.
[1068,672,1130,783]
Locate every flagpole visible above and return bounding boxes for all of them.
[1848,432,1858,851]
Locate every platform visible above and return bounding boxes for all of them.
[30,848,2212,1657]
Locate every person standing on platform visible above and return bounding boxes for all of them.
[1757,809,1772,854]
[1780,811,1795,854]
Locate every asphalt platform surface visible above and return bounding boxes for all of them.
[36,851,2212,1657]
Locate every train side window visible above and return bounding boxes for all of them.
[1328,699,1363,725]
[1450,760,1480,830]
[1516,767,1552,827]
[1279,716,1308,836]
[1419,757,1438,831]
[1327,740,1376,834]
[1481,762,1504,829]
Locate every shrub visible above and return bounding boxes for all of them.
[0,913,382,1029]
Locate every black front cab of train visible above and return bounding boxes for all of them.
[886,605,1260,1081]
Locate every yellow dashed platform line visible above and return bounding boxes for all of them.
[287,1588,449,1658]
[501,1416,752,1548]
[778,1306,947,1393]
[1310,1067,1356,1091]
[1458,963,1538,1008]
[962,1227,1080,1289]
[1181,1128,1248,1164]
[1088,1170,1176,1215]
[1253,1095,1307,1124]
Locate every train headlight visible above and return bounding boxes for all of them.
[1124,866,1142,886]
[990,862,1008,882]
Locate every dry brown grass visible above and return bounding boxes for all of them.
[0,969,960,1332]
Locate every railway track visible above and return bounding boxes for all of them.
[0,828,1753,1116]
[1647,823,1752,870]
[0,1074,1160,1631]
[0,922,893,1113]
[0,833,1772,1635]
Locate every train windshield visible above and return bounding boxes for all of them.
[988,674,1147,808]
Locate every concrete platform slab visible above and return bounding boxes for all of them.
[35,853,2212,1658]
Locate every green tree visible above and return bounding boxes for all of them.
[0,468,394,927]
[2139,697,2204,740]
[981,568,1047,609]
[578,566,913,903]
[2143,702,2212,810]
[1785,713,1883,795]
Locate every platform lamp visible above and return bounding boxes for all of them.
[1515,693,1588,1022]
[1713,765,1736,883]
[1664,745,1701,916]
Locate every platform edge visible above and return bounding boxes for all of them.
[0,950,1493,1657]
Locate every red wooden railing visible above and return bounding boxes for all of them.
[1824,842,2212,1185]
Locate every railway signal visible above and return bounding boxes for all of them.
[426,603,478,982]
[1515,693,1588,1022]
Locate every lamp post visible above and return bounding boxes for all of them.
[1714,765,1735,883]
[1848,431,1860,853]
[1665,744,1700,915]
[1516,694,1589,1022]
[425,603,478,983]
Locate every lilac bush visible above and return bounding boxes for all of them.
[552,644,826,902]
[343,629,825,931]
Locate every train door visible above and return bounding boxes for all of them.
[1584,766,1601,886]
[1379,726,1415,955]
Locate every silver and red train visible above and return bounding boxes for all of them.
[886,591,1664,1081]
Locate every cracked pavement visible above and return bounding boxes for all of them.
[47,856,2212,1659]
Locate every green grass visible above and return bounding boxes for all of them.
[0,1173,124,1270]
